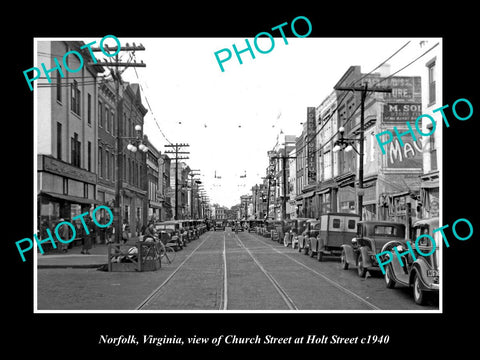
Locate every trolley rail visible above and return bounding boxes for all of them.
[245,231,380,310]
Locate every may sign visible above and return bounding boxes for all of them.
[377,129,423,169]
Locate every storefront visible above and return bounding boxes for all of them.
[420,173,439,220]
[37,155,99,237]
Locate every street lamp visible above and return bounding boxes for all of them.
[333,125,363,218]
[126,124,149,153]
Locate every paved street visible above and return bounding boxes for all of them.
[37,228,439,311]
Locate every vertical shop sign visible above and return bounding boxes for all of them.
[307,107,316,184]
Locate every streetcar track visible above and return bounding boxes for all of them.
[245,231,381,310]
[136,233,214,310]
[219,233,228,310]
[232,233,298,310]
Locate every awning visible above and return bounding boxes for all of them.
[421,179,439,189]
[38,191,101,205]
[302,190,316,199]
[316,188,331,195]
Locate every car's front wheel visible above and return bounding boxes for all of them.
[340,249,348,269]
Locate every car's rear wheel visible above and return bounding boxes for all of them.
[385,266,396,288]
[413,272,426,305]
[340,249,348,269]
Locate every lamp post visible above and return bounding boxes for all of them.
[333,126,363,219]
[114,124,149,243]
[334,82,391,220]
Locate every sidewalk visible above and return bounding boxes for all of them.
[37,239,140,269]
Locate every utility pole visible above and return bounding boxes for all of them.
[334,83,391,220]
[89,41,146,243]
[164,143,189,220]
[188,169,200,219]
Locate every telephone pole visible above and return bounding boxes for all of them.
[89,41,146,243]
[188,169,201,219]
[334,83,392,220]
[164,143,190,219]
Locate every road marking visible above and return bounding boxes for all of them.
[136,233,213,310]
[247,232,381,310]
[233,233,298,310]
[220,233,228,310]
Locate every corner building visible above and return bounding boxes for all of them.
[332,65,423,224]
[37,41,103,231]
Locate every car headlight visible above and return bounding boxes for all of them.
[427,269,439,277]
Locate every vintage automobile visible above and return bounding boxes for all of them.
[309,213,361,261]
[379,217,440,305]
[261,220,275,238]
[214,220,225,231]
[270,220,287,243]
[153,221,184,251]
[303,219,322,256]
[341,221,406,277]
[289,218,309,249]
[247,220,259,233]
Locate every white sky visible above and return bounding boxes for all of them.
[112,37,440,208]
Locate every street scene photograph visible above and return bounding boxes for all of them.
[33,36,442,312]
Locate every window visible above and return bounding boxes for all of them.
[84,183,89,198]
[87,94,91,125]
[56,71,62,102]
[56,122,62,160]
[71,133,81,167]
[70,80,81,115]
[323,150,332,180]
[98,101,103,127]
[427,60,436,105]
[98,146,103,178]
[332,219,340,228]
[105,106,110,132]
[63,178,68,195]
[111,153,115,182]
[347,219,356,229]
[111,110,115,134]
[87,141,91,172]
[106,150,110,180]
[374,225,404,237]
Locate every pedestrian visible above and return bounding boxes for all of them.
[58,218,70,253]
[122,221,130,244]
[144,221,157,241]
[106,223,114,244]
[81,217,94,254]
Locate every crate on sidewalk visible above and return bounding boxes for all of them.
[107,241,161,272]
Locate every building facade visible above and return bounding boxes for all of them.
[37,41,103,232]
[419,42,441,220]
[333,65,423,224]
[144,136,162,222]
[118,83,148,236]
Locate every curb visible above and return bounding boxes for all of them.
[38,263,107,269]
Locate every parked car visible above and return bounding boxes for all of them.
[309,213,361,261]
[379,217,440,305]
[303,219,322,256]
[288,218,309,249]
[247,220,259,233]
[341,221,406,277]
[271,220,287,243]
[153,221,183,251]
